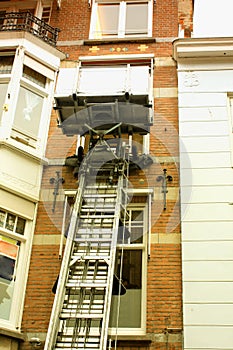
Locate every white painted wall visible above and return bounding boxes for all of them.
[193,0,233,38]
[178,65,233,350]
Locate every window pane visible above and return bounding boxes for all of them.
[125,3,148,35]
[5,213,16,232]
[97,4,119,36]
[23,65,46,88]
[14,86,43,138]
[0,83,8,123]
[16,217,26,235]
[110,250,142,328]
[0,235,20,321]
[0,210,6,228]
[0,56,14,74]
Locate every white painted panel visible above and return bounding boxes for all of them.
[184,304,233,326]
[78,66,150,95]
[181,203,233,222]
[184,326,233,349]
[55,68,78,95]
[178,92,227,108]
[180,136,231,153]
[180,152,231,169]
[183,282,233,303]
[181,221,233,241]
[179,70,233,93]
[180,168,233,186]
[183,241,233,261]
[179,106,228,122]
[179,121,229,137]
[183,261,233,281]
[181,185,233,204]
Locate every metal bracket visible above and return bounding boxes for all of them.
[49,171,65,212]
[156,168,173,210]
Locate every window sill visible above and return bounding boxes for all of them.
[84,37,156,46]
[0,327,25,342]
[109,334,152,345]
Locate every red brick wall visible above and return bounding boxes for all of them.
[19,1,192,349]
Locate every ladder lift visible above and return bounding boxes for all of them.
[45,75,153,348]
[45,126,131,350]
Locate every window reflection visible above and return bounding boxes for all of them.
[14,86,43,138]
[0,235,20,320]
[0,83,8,123]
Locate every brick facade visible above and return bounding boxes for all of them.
[18,0,194,349]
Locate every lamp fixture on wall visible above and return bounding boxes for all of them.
[156,168,173,210]
[49,171,65,212]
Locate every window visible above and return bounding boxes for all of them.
[89,0,152,39]
[9,53,55,150]
[13,85,44,140]
[0,208,28,325]
[0,55,14,124]
[109,206,147,334]
[0,209,26,235]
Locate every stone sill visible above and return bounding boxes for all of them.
[108,334,152,344]
[84,37,156,46]
[0,327,25,342]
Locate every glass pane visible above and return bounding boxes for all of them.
[0,210,5,228]
[125,3,148,35]
[14,86,43,138]
[5,213,16,232]
[23,65,46,88]
[0,83,8,123]
[16,217,26,235]
[97,4,119,36]
[109,250,142,328]
[0,235,20,321]
[125,209,144,244]
[0,56,14,74]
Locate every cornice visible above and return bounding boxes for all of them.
[173,37,233,61]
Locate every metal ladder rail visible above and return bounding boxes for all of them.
[55,161,128,349]
[44,174,86,350]
[63,162,127,350]
[100,167,129,350]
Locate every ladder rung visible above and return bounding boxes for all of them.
[83,194,116,198]
[66,282,107,288]
[73,255,109,261]
[85,185,117,189]
[81,208,115,212]
[60,313,104,319]
[80,215,115,219]
[74,238,112,242]
[77,228,113,233]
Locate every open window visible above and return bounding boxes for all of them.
[0,49,56,153]
[0,192,35,330]
[109,205,148,335]
[89,0,153,39]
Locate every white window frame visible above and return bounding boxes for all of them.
[11,74,49,148]
[0,50,55,153]
[89,0,153,39]
[108,204,148,336]
[0,208,33,330]
[228,96,233,167]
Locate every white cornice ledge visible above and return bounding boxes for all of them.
[173,37,233,61]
